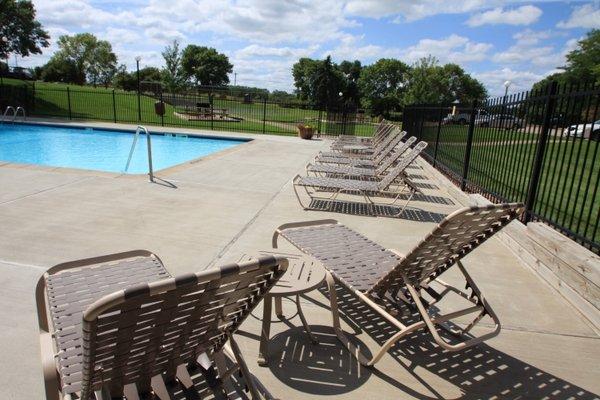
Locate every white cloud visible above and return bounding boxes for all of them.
[344,0,489,21]
[466,5,542,27]
[326,34,492,64]
[474,67,551,95]
[236,45,319,59]
[557,3,600,29]
[404,34,493,63]
[492,29,573,69]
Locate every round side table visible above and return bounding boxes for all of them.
[239,253,326,366]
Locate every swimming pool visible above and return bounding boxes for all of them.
[0,123,248,173]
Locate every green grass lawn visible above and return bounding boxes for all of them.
[1,78,382,136]
[429,125,599,246]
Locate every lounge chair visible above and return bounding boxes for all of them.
[331,120,390,148]
[331,123,395,152]
[294,142,427,217]
[272,203,523,366]
[319,128,403,159]
[316,130,406,166]
[307,136,417,179]
[36,250,287,400]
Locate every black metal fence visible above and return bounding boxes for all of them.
[0,80,391,137]
[403,81,600,254]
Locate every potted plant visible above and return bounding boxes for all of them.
[297,123,315,140]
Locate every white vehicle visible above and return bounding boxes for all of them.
[563,120,600,140]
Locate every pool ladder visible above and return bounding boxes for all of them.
[1,106,26,123]
[124,125,154,182]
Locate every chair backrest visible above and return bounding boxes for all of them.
[377,141,427,190]
[373,130,406,164]
[375,136,416,174]
[371,123,395,146]
[368,204,523,294]
[79,256,288,399]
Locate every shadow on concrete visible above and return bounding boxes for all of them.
[153,176,178,189]
[280,285,600,400]
[308,199,447,222]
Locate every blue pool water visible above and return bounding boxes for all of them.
[0,123,247,173]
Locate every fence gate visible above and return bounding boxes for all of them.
[325,107,356,136]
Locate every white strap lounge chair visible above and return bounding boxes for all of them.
[294,142,427,217]
[319,129,404,160]
[272,204,523,366]
[36,250,287,400]
[307,136,417,179]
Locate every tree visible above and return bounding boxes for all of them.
[161,40,185,91]
[403,57,486,105]
[292,58,322,101]
[0,0,49,59]
[533,29,600,91]
[113,65,136,91]
[113,66,162,91]
[87,40,117,87]
[47,33,117,85]
[358,58,409,116]
[339,60,362,108]
[180,45,233,86]
[40,57,79,83]
[292,56,353,108]
[442,63,487,104]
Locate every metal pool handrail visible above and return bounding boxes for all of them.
[124,125,154,182]
[14,107,26,122]
[2,106,16,123]
[1,106,26,123]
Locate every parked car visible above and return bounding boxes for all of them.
[475,114,524,129]
[445,109,489,125]
[563,120,600,140]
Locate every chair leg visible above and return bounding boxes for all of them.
[274,297,283,318]
[228,335,262,400]
[258,295,272,366]
[295,294,318,344]
[324,271,373,366]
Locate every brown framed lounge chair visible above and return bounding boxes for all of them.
[35,250,287,400]
[294,142,427,217]
[318,129,405,161]
[331,120,390,148]
[272,203,523,366]
[331,124,395,153]
[307,136,417,180]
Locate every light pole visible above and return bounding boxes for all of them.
[234,72,237,86]
[135,56,141,121]
[503,80,511,97]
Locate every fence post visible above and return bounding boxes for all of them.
[433,105,444,167]
[31,81,36,112]
[210,93,214,131]
[317,108,322,135]
[461,100,477,191]
[137,85,141,122]
[524,81,558,223]
[160,90,164,127]
[417,108,425,141]
[112,90,117,123]
[67,87,72,120]
[262,96,267,134]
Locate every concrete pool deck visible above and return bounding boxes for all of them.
[0,120,598,399]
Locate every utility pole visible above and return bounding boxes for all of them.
[234,72,237,86]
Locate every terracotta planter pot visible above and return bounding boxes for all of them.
[297,125,315,140]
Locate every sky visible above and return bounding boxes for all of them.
[15,0,600,96]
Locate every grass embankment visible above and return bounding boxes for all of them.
[1,78,380,136]
[419,124,599,244]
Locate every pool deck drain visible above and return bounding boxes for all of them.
[0,120,598,399]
